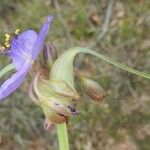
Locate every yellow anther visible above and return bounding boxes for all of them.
[4,42,10,48]
[0,45,5,51]
[5,33,11,42]
[15,29,20,35]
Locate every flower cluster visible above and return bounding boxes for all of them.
[0,16,106,128]
[27,44,78,127]
[27,44,106,128]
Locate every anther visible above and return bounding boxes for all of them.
[15,29,20,35]
[0,45,5,51]
[4,42,10,48]
[4,33,11,42]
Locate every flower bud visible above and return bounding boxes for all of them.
[46,97,78,116]
[81,77,105,102]
[29,71,78,124]
[43,42,58,68]
[48,80,80,100]
[43,106,69,124]
[29,79,69,124]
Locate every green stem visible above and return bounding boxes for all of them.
[0,63,15,79]
[57,123,69,150]
[86,48,150,80]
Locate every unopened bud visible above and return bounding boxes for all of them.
[43,106,69,124]
[47,97,78,116]
[49,80,80,100]
[43,42,58,68]
[30,72,76,124]
[82,77,105,102]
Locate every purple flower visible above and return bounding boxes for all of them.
[0,16,53,100]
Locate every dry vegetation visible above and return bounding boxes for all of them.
[0,0,150,149]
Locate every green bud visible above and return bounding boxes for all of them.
[47,97,78,116]
[29,80,67,124]
[81,77,105,102]
[30,71,78,124]
[43,106,69,124]
[45,80,80,100]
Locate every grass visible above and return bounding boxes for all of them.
[0,0,150,149]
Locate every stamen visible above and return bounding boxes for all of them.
[0,45,5,51]
[1,29,21,52]
[4,42,10,48]
[4,33,11,42]
[15,29,20,35]
[1,33,11,50]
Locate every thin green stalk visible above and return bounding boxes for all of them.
[0,63,14,79]
[85,48,150,80]
[57,123,69,150]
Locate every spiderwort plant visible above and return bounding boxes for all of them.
[0,16,53,100]
[1,17,150,150]
[29,45,150,150]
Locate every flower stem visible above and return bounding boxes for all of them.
[57,123,69,150]
[0,63,14,79]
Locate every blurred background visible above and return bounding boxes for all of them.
[0,0,150,149]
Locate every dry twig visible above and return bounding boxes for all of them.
[97,0,116,43]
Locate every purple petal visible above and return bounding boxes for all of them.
[0,62,31,100]
[9,30,37,70]
[32,16,53,60]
